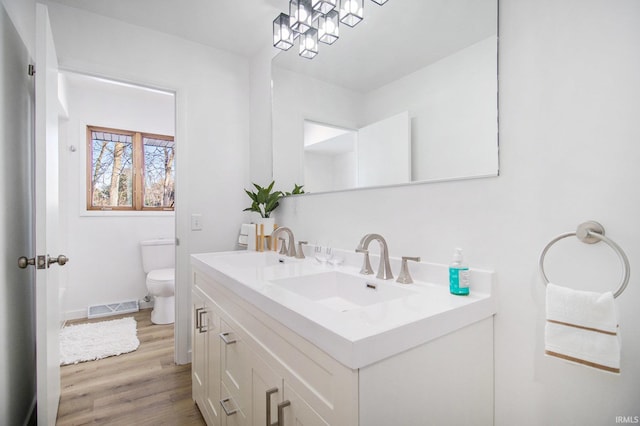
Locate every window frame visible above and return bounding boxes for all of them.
[86,125,175,212]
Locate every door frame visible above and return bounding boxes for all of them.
[55,67,187,364]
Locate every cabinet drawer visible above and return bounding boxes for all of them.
[220,380,247,426]
[220,318,251,424]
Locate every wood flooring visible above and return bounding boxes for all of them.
[56,309,205,426]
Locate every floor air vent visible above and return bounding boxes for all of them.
[87,300,139,319]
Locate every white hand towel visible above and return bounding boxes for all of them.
[240,223,255,236]
[238,223,256,248]
[545,283,620,374]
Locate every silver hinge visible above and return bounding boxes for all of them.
[28,64,35,76]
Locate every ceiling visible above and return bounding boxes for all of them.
[46,0,497,92]
[46,0,287,57]
[273,0,497,92]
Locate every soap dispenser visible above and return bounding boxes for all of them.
[449,248,470,295]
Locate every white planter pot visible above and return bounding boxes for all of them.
[251,213,276,236]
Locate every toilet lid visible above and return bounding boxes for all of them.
[148,268,174,283]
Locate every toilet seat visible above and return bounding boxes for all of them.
[146,268,175,297]
[147,268,174,283]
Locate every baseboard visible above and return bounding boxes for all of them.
[139,299,153,310]
[63,309,87,321]
[63,299,154,322]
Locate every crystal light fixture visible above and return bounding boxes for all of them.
[273,13,294,51]
[299,28,319,59]
[317,10,340,44]
[273,0,388,58]
[312,0,338,14]
[339,0,364,27]
[290,0,313,33]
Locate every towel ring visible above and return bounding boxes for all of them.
[539,221,630,298]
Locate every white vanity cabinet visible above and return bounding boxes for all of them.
[193,268,358,426]
[192,255,494,426]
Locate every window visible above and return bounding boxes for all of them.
[87,126,175,211]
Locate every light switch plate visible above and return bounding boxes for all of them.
[191,214,202,231]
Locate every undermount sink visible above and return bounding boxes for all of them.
[270,271,420,312]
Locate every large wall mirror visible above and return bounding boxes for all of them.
[272,0,498,193]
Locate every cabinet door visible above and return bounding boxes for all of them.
[192,290,207,410]
[282,383,329,426]
[251,353,284,426]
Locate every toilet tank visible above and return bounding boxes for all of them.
[140,239,175,273]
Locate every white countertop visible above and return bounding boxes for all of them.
[191,249,495,369]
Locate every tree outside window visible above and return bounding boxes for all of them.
[87,126,175,211]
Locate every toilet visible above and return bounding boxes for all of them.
[140,239,175,325]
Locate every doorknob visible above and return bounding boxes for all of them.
[18,255,46,269]
[48,255,69,267]
[18,254,68,269]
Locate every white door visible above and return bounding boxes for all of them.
[34,4,63,425]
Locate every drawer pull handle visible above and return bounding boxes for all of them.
[220,397,238,416]
[197,309,208,333]
[277,400,291,426]
[219,332,236,345]
[194,307,203,331]
[266,387,278,426]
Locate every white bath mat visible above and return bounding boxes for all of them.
[60,317,140,365]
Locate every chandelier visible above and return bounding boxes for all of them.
[273,0,389,59]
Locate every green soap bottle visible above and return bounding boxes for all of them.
[449,248,470,295]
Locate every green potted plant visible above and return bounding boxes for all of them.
[284,183,305,196]
[243,182,306,236]
[243,181,283,219]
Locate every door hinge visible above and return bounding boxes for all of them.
[28,64,35,76]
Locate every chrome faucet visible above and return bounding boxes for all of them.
[356,233,393,280]
[270,226,296,257]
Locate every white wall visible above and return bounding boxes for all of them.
[249,45,276,185]
[304,131,358,192]
[272,66,363,187]
[363,37,499,181]
[272,37,498,189]
[259,0,640,424]
[44,1,251,362]
[1,0,34,56]
[357,111,411,187]
[59,74,175,319]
